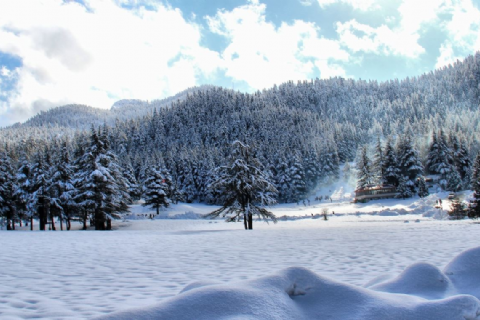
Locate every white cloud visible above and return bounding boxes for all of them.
[0,66,10,77]
[336,20,425,58]
[316,0,378,11]
[435,0,480,68]
[0,0,222,126]
[394,0,480,68]
[206,1,349,89]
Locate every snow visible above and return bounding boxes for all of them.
[2,190,480,319]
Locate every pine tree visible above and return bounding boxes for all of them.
[372,137,386,185]
[417,176,429,198]
[396,135,423,196]
[30,150,50,231]
[428,130,453,189]
[49,140,76,230]
[142,165,171,215]
[383,138,399,186]
[448,199,466,220]
[74,126,129,230]
[288,154,306,203]
[396,175,414,199]
[446,168,462,192]
[0,150,18,230]
[205,141,277,230]
[426,131,440,174]
[15,155,32,230]
[356,146,372,189]
[468,153,480,219]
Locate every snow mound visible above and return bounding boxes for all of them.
[96,263,480,320]
[444,247,480,299]
[370,262,453,299]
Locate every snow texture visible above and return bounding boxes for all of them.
[98,256,480,320]
[2,191,480,320]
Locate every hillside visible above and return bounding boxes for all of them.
[1,52,480,204]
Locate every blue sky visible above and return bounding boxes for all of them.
[0,0,479,126]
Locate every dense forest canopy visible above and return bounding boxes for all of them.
[1,52,480,217]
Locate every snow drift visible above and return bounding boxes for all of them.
[97,247,480,320]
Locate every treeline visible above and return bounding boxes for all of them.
[1,52,480,229]
[356,130,471,198]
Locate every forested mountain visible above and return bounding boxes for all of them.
[1,52,480,228]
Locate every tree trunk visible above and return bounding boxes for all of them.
[95,208,105,230]
[6,219,11,230]
[156,206,159,215]
[51,210,56,231]
[12,219,15,230]
[39,203,46,231]
[19,220,22,227]
[106,218,112,230]
[248,213,253,230]
[82,210,87,230]
[30,217,33,231]
[244,214,248,230]
[67,217,71,231]
[60,216,63,231]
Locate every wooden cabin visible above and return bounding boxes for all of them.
[354,184,398,203]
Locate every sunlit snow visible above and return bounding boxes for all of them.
[1,189,480,319]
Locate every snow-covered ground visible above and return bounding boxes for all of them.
[1,190,480,319]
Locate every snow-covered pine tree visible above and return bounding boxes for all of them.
[142,165,171,215]
[30,149,50,231]
[372,137,386,185]
[274,156,291,203]
[383,137,400,186]
[396,175,414,199]
[426,131,440,174]
[49,140,76,230]
[356,145,372,189]
[417,176,429,198]
[122,157,141,202]
[450,135,471,189]
[448,198,466,220]
[429,130,453,190]
[468,153,480,219]
[288,154,307,203]
[446,168,462,192]
[0,150,18,230]
[15,155,33,230]
[396,135,423,195]
[205,140,277,230]
[74,126,129,230]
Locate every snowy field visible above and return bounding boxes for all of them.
[1,191,480,319]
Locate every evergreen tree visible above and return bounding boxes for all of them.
[428,130,453,189]
[396,175,414,199]
[468,153,480,219]
[205,141,277,230]
[451,136,471,188]
[74,126,129,230]
[448,198,466,220]
[30,150,50,231]
[383,138,399,186]
[396,135,423,195]
[288,154,306,202]
[49,140,76,230]
[15,155,32,230]
[446,168,462,192]
[0,150,18,230]
[417,176,429,198]
[142,165,171,215]
[356,146,372,189]
[372,137,386,185]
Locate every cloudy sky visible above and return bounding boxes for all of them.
[0,0,479,127]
